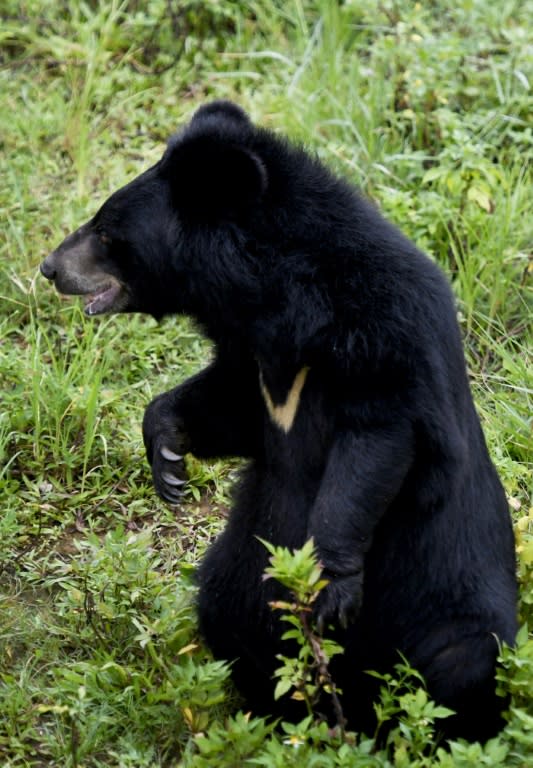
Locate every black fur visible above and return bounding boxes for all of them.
[41,101,517,741]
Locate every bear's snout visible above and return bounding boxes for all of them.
[40,254,57,280]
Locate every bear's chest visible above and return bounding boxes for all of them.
[258,364,334,476]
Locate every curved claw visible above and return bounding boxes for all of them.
[160,486,184,503]
[161,472,186,487]
[161,446,183,461]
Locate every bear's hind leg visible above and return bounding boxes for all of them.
[417,630,508,743]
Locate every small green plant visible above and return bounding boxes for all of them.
[12,526,231,764]
[496,625,533,754]
[262,538,346,730]
[369,662,454,760]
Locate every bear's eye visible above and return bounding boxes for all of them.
[99,233,111,245]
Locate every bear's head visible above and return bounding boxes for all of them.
[40,101,270,321]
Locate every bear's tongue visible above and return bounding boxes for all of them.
[84,284,121,315]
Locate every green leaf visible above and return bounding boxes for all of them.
[274,678,293,700]
[467,184,493,212]
[422,166,445,184]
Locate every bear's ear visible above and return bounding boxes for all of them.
[190,100,251,128]
[166,133,268,219]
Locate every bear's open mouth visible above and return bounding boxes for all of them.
[84,282,123,315]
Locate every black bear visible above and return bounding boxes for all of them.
[41,101,517,742]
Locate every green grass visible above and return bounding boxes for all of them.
[0,1,532,765]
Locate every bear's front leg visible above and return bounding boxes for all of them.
[309,421,414,631]
[143,355,262,502]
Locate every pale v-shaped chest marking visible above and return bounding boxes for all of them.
[259,366,310,433]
